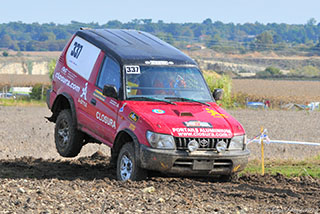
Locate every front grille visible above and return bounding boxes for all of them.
[173,158,233,170]
[174,137,231,151]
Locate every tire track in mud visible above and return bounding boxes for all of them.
[0,152,319,213]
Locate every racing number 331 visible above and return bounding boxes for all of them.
[71,42,83,59]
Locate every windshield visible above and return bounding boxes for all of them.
[125,66,213,102]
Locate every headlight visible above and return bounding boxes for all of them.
[228,135,245,150]
[146,131,175,150]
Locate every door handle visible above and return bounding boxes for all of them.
[90,98,96,106]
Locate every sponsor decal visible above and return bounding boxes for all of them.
[61,66,77,80]
[93,89,106,102]
[183,120,212,128]
[129,112,139,122]
[205,108,228,118]
[145,60,174,65]
[172,127,232,138]
[55,72,80,93]
[152,109,165,114]
[61,66,67,75]
[80,82,88,101]
[129,123,136,131]
[119,103,127,112]
[109,99,119,108]
[96,112,116,129]
[78,98,87,108]
[125,65,140,74]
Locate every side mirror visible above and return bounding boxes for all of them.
[103,84,118,99]
[213,89,223,101]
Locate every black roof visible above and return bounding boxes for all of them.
[76,29,197,66]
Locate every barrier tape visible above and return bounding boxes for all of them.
[248,139,320,146]
[247,127,320,176]
[247,129,320,146]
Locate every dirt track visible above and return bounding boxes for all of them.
[0,106,319,213]
[0,153,319,214]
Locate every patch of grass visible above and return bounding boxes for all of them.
[0,98,46,107]
[203,72,234,108]
[242,157,320,179]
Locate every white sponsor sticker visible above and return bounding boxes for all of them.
[125,65,140,74]
[78,98,87,108]
[109,99,119,107]
[96,112,116,129]
[55,72,80,93]
[80,82,88,101]
[183,120,212,128]
[66,36,100,80]
[172,128,232,138]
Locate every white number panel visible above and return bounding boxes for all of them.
[125,65,141,74]
[66,36,101,80]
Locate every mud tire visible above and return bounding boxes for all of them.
[116,143,147,181]
[54,109,83,157]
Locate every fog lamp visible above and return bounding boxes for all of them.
[216,140,227,153]
[188,140,199,152]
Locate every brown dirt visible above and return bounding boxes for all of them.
[0,153,319,213]
[0,106,319,213]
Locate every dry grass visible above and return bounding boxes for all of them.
[232,79,320,104]
[0,50,61,58]
[0,74,50,87]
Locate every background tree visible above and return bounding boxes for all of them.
[254,31,274,51]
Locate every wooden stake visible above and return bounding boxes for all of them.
[261,126,265,176]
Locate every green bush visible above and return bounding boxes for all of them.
[257,66,281,77]
[2,51,8,57]
[30,84,49,100]
[204,73,233,108]
[290,65,320,77]
[48,59,56,80]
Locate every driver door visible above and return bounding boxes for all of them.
[91,55,121,145]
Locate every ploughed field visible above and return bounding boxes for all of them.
[232,79,320,105]
[0,106,319,213]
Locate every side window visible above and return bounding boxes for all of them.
[97,56,121,92]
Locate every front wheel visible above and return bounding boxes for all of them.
[116,143,147,181]
[220,173,238,182]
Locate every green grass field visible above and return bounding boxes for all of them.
[242,155,320,178]
[0,98,46,107]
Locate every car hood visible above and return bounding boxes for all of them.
[127,101,245,138]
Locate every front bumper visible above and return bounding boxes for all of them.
[139,145,250,176]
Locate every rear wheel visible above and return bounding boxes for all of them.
[54,109,84,157]
[116,143,147,181]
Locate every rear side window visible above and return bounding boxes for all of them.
[66,36,101,80]
[97,56,121,92]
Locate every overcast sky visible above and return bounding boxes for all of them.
[1,0,319,25]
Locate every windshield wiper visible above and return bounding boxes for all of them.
[165,97,210,106]
[127,96,177,105]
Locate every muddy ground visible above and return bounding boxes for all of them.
[0,106,319,213]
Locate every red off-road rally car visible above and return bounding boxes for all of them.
[47,28,249,181]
